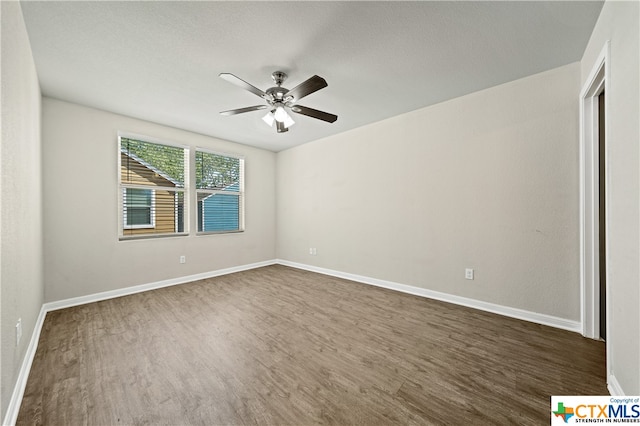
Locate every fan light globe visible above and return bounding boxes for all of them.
[262,112,275,127]
[274,105,287,122]
[283,114,295,128]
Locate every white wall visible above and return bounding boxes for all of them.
[277,62,581,321]
[0,1,44,420]
[42,98,276,302]
[581,0,639,395]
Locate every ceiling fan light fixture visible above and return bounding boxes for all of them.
[262,111,275,127]
[283,114,295,128]
[274,105,288,122]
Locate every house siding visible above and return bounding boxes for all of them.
[199,182,240,232]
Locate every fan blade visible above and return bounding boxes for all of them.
[219,73,266,98]
[290,105,338,123]
[286,75,327,102]
[220,105,268,116]
[276,121,289,133]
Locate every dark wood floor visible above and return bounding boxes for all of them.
[18,265,607,425]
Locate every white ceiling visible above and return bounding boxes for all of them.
[20,1,603,152]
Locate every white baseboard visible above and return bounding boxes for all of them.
[44,259,277,312]
[608,374,625,396]
[276,259,582,333]
[2,306,47,426]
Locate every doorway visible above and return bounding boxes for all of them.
[580,41,610,381]
[598,90,606,341]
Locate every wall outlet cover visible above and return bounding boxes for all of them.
[16,318,22,346]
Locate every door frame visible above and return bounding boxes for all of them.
[579,41,610,374]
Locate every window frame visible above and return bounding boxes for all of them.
[118,133,189,240]
[195,147,245,235]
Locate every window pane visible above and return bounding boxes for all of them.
[195,149,244,234]
[121,138,185,187]
[198,193,240,232]
[196,151,240,191]
[122,188,185,236]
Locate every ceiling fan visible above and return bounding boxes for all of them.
[219,71,338,133]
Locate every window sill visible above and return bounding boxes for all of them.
[196,230,244,236]
[119,232,188,241]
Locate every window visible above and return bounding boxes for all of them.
[123,188,154,228]
[196,149,244,233]
[119,136,187,239]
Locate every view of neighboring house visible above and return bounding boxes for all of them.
[120,150,185,236]
[197,181,241,232]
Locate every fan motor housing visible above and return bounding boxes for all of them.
[266,86,289,101]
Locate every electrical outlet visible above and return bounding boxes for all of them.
[180,255,186,264]
[16,318,22,346]
[465,268,474,280]
[309,248,317,255]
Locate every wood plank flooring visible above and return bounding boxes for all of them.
[17,265,607,425]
